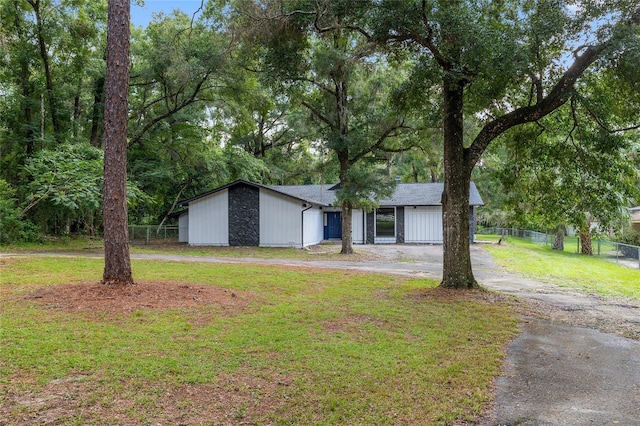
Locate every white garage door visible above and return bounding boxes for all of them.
[404,206,443,243]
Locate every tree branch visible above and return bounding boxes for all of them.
[467,6,640,170]
[300,77,336,96]
[467,43,608,169]
[583,101,640,133]
[349,120,406,165]
[301,100,335,130]
[157,179,191,233]
[419,0,448,68]
[128,71,212,146]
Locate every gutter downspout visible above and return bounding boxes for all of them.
[301,204,313,248]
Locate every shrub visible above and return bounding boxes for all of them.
[0,180,40,244]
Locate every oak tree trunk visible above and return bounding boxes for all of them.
[440,74,478,289]
[338,154,354,254]
[102,0,132,285]
[340,202,353,254]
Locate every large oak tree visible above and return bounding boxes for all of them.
[369,0,640,288]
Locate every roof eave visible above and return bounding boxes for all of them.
[178,179,330,208]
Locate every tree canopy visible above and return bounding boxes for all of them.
[0,0,638,289]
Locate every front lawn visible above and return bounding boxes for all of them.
[0,255,518,425]
[2,236,372,261]
[481,237,640,300]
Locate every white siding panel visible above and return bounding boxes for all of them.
[178,213,189,243]
[352,209,365,244]
[260,190,302,247]
[302,207,324,247]
[405,206,443,243]
[188,190,229,246]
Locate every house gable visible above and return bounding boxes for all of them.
[188,189,229,246]
[259,190,304,247]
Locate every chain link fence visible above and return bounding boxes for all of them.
[478,227,640,269]
[129,225,179,244]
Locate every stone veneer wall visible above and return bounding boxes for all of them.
[228,184,260,246]
[366,211,374,244]
[396,206,405,243]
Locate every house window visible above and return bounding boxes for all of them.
[376,208,395,237]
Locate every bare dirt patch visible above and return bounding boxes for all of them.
[24,281,254,319]
[407,286,511,305]
[322,314,389,338]
[0,256,18,268]
[0,369,298,426]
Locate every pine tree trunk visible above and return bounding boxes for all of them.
[440,74,478,289]
[102,0,132,286]
[552,225,565,251]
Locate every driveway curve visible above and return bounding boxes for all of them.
[4,244,640,424]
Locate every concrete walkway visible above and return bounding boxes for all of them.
[4,244,640,424]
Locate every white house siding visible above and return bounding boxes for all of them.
[352,209,365,244]
[178,213,189,243]
[404,206,443,243]
[188,189,229,246]
[302,207,324,247]
[259,190,302,247]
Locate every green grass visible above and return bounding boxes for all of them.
[0,254,518,425]
[129,243,354,260]
[481,236,640,300]
[1,235,104,252]
[2,235,365,260]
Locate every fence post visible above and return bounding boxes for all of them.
[597,239,601,257]
[637,247,640,269]
[146,226,150,245]
[577,237,580,254]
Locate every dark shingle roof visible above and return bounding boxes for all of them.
[178,179,483,207]
[268,184,335,206]
[272,182,484,206]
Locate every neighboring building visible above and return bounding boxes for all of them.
[631,206,640,232]
[174,179,484,248]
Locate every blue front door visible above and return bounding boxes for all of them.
[324,212,342,239]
